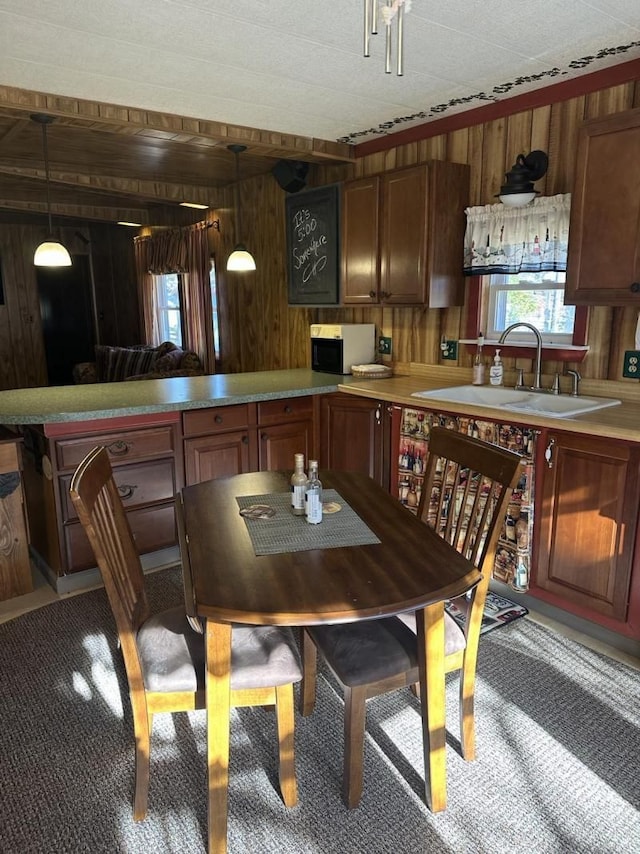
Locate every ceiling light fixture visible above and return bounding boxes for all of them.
[31,114,72,267]
[180,202,209,210]
[497,150,549,207]
[364,0,411,76]
[226,144,256,272]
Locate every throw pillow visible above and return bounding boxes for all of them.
[153,348,184,372]
[104,346,156,382]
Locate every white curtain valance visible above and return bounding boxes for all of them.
[463,193,571,275]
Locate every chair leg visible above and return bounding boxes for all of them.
[459,658,477,761]
[342,685,367,809]
[132,703,152,821]
[299,630,318,717]
[274,684,298,808]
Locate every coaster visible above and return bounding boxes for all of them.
[323,501,342,514]
[239,504,276,519]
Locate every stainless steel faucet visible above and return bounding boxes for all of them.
[498,322,544,391]
[565,369,581,396]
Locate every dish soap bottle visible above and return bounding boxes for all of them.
[489,349,504,386]
[472,333,485,385]
[305,460,323,524]
[290,453,308,516]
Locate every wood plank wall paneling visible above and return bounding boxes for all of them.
[1,78,640,387]
[210,77,640,383]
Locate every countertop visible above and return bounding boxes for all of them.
[339,370,640,443]
[0,369,355,425]
[0,365,638,443]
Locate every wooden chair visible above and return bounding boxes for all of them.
[300,426,523,808]
[70,445,302,821]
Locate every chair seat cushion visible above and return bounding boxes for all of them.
[307,611,465,688]
[136,607,301,693]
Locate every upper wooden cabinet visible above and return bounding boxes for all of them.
[566,107,640,305]
[341,161,469,307]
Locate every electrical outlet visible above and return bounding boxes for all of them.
[623,350,640,378]
[378,336,392,355]
[442,340,458,360]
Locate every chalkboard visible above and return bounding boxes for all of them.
[285,183,340,305]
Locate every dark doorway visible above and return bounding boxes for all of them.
[36,255,96,386]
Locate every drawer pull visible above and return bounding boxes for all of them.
[284,405,292,414]
[214,415,223,424]
[242,435,249,445]
[631,282,640,294]
[106,440,132,457]
[118,484,137,500]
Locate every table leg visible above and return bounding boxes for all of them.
[206,619,232,854]
[415,602,447,812]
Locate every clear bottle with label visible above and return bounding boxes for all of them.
[472,333,485,385]
[305,460,323,524]
[290,453,308,515]
[489,348,504,386]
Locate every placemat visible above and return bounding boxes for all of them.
[236,489,381,556]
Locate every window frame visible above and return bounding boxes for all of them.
[153,272,184,347]
[485,271,575,345]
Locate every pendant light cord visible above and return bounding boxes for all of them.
[234,148,242,242]
[41,120,54,235]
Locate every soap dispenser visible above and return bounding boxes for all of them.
[489,349,504,386]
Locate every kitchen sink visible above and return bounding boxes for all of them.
[411,385,621,418]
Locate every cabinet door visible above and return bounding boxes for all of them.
[536,431,640,621]
[319,393,389,487]
[259,420,313,472]
[566,107,640,305]
[380,165,429,305]
[185,431,255,485]
[341,176,381,305]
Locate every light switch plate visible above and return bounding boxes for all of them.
[623,350,640,378]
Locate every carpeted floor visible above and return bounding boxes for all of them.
[1,567,638,854]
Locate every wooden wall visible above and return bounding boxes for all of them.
[213,77,640,383]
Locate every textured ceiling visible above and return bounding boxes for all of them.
[1,0,639,143]
[0,1,638,222]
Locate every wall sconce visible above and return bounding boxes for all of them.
[497,150,549,207]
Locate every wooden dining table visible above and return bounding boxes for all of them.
[179,469,482,854]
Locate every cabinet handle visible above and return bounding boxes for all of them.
[545,438,555,469]
[630,282,640,293]
[242,435,249,445]
[106,440,132,457]
[284,405,292,414]
[261,433,268,441]
[214,414,223,424]
[369,290,377,299]
[375,404,381,425]
[118,484,137,500]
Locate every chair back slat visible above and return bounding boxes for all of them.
[418,427,523,576]
[69,446,150,640]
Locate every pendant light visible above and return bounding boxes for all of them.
[226,144,256,272]
[31,114,72,267]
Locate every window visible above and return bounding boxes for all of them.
[154,273,183,346]
[209,258,220,361]
[486,271,575,344]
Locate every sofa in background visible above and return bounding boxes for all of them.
[73,342,205,383]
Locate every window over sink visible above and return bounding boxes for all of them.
[486,271,576,344]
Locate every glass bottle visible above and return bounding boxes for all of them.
[305,460,323,524]
[472,332,485,385]
[290,453,308,516]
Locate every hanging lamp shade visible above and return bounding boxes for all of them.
[226,144,256,272]
[31,114,72,267]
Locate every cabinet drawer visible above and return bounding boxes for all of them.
[55,426,176,471]
[183,404,252,437]
[60,459,177,522]
[257,396,313,426]
[64,503,176,573]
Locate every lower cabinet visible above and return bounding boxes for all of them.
[319,393,390,488]
[183,396,316,486]
[534,430,640,622]
[22,413,183,577]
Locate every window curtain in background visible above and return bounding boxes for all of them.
[134,221,214,373]
[463,193,571,276]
